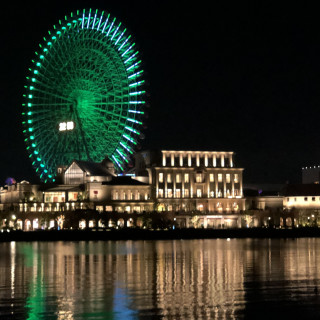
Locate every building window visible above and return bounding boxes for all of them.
[196,173,203,183]
[312,197,316,201]
[287,197,290,202]
[113,191,119,200]
[197,204,204,212]
[159,173,164,183]
[158,189,164,198]
[167,174,172,183]
[226,174,231,183]
[167,189,173,198]
[210,191,214,197]
[304,197,308,201]
[218,174,223,182]
[234,174,239,183]
[184,189,189,198]
[105,206,112,212]
[209,173,214,182]
[176,189,181,198]
[184,173,189,183]
[197,189,202,198]
[176,174,181,183]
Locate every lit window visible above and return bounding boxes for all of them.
[196,173,202,183]
[184,173,189,183]
[167,189,173,198]
[158,189,164,197]
[218,174,223,182]
[210,191,214,197]
[184,189,189,197]
[159,173,164,183]
[176,189,181,198]
[197,189,202,198]
[209,173,214,182]
[226,174,231,183]
[167,174,172,183]
[234,174,239,183]
[176,174,181,183]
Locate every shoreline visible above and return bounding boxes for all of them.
[1,228,320,242]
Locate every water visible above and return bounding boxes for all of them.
[1,239,320,319]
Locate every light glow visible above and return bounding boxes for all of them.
[59,121,74,131]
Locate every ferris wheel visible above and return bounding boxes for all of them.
[22,9,146,183]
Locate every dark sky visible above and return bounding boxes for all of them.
[0,1,320,185]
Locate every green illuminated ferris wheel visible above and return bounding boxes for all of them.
[22,9,146,183]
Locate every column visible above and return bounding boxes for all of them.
[223,173,226,198]
[213,154,217,167]
[204,154,208,167]
[162,152,166,166]
[173,173,176,198]
[221,154,225,167]
[204,217,208,229]
[196,154,200,167]
[232,173,235,198]
[215,173,218,198]
[229,154,233,167]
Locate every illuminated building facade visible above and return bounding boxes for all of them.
[0,150,246,230]
[135,150,246,228]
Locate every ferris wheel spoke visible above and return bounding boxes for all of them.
[31,89,73,103]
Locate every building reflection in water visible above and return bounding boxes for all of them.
[1,239,320,319]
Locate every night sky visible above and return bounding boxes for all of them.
[0,1,320,185]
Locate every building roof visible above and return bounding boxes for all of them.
[73,160,114,177]
[103,176,149,186]
[282,184,320,196]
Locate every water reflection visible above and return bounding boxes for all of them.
[0,239,320,319]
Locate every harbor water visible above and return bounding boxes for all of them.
[1,238,320,319]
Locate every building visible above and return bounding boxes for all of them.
[0,149,246,230]
[135,150,245,228]
[282,184,320,227]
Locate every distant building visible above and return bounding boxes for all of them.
[302,166,320,184]
[282,184,320,227]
